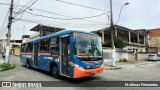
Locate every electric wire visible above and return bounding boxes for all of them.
[56,0,107,12]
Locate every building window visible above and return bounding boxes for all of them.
[49,37,58,52]
[40,39,48,52]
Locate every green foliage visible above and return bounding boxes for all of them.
[102,37,126,48]
[0,64,16,72]
[119,59,123,62]
[119,58,128,62]
[102,41,111,47]
[122,58,128,62]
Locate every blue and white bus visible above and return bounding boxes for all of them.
[20,30,104,78]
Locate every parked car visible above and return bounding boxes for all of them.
[148,54,160,61]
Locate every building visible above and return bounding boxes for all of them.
[10,40,22,55]
[0,39,22,55]
[92,25,148,52]
[22,35,30,43]
[0,39,7,52]
[147,28,160,53]
[148,29,160,47]
[30,24,65,40]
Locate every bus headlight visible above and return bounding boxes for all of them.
[74,64,85,71]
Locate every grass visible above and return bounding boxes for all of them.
[0,63,16,72]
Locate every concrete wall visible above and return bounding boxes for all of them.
[125,45,146,52]
[103,48,156,62]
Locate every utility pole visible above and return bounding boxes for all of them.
[110,0,116,66]
[5,0,14,64]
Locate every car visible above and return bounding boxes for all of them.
[148,54,160,61]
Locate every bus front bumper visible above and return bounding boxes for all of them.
[73,65,104,78]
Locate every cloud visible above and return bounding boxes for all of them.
[1,0,160,39]
[116,0,160,29]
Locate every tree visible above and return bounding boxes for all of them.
[102,37,126,48]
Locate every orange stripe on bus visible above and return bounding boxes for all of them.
[74,65,104,78]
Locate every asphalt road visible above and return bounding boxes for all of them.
[1,55,160,90]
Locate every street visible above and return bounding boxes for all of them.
[1,55,160,90]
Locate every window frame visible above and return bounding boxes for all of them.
[40,39,49,52]
[49,37,59,53]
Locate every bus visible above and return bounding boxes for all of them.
[20,30,104,78]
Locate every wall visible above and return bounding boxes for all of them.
[13,47,20,56]
[103,48,156,63]
[125,45,146,52]
[148,29,160,47]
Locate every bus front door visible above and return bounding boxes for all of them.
[61,37,70,76]
[33,42,39,67]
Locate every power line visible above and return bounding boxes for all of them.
[15,0,38,17]
[0,3,10,6]
[23,11,107,20]
[14,0,39,22]
[15,0,36,15]
[14,18,107,28]
[0,27,7,39]
[1,2,108,24]
[0,10,9,34]
[56,0,107,12]
[15,7,107,24]
[13,0,21,14]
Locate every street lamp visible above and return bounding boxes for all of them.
[109,0,129,66]
[115,2,129,37]
[115,2,129,25]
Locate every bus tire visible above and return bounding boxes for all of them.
[51,64,59,78]
[26,59,31,69]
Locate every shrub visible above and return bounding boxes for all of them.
[0,64,16,72]
[122,58,128,62]
[119,59,123,62]
[103,37,126,48]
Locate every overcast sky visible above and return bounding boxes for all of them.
[0,0,160,40]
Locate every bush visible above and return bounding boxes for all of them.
[122,58,128,62]
[102,37,126,48]
[119,59,123,62]
[0,64,16,72]
[119,58,128,62]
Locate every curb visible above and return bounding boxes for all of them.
[104,66,122,70]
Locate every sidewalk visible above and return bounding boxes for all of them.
[0,59,4,64]
[0,55,4,64]
[103,60,152,70]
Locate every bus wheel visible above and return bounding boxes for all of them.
[26,60,30,69]
[51,64,59,78]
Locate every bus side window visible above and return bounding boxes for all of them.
[21,44,24,52]
[49,37,58,53]
[40,39,48,52]
[28,43,33,52]
[23,44,27,52]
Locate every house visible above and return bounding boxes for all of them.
[0,39,22,55]
[22,35,30,43]
[147,28,160,53]
[92,25,148,52]
[91,25,159,62]
[30,24,65,40]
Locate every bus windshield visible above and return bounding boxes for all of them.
[74,33,102,57]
